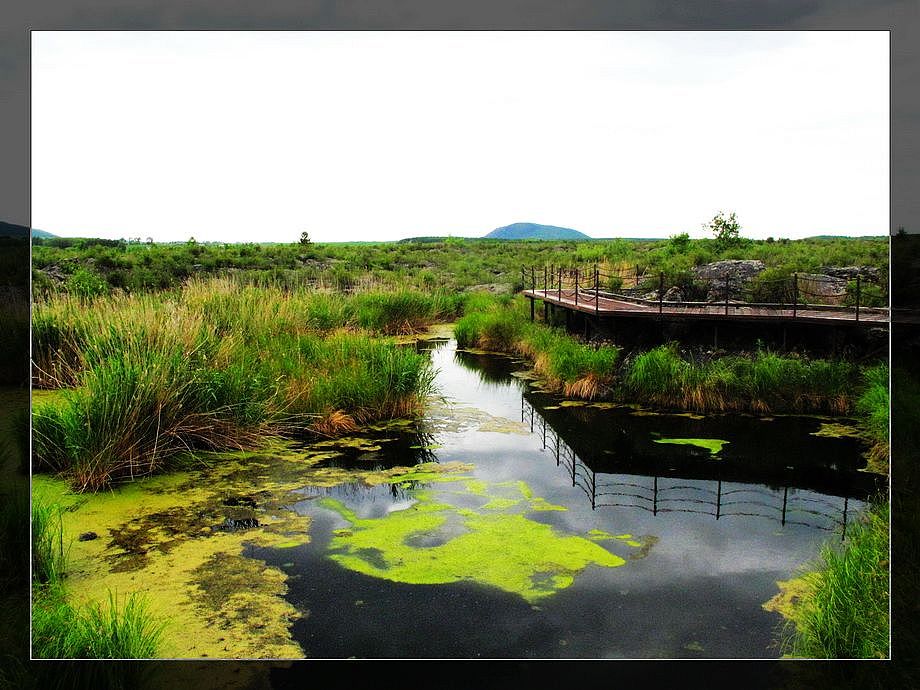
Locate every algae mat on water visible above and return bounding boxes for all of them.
[320,479,641,603]
[653,437,729,455]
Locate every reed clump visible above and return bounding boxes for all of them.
[779,501,889,659]
[32,279,439,491]
[454,302,620,399]
[455,298,866,414]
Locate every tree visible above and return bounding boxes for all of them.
[706,211,742,248]
[299,231,312,246]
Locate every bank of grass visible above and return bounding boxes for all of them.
[779,500,889,659]
[456,300,620,399]
[30,496,164,659]
[856,363,890,473]
[455,298,865,414]
[32,279,444,490]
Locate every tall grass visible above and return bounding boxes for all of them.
[32,279,440,490]
[32,588,164,659]
[622,345,859,415]
[856,364,889,472]
[780,501,889,659]
[454,302,620,399]
[455,298,865,414]
[31,497,67,587]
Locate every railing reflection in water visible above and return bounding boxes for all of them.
[522,396,855,539]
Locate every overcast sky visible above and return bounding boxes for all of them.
[31,31,888,243]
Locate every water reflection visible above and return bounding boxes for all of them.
[522,396,881,540]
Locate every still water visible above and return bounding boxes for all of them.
[249,337,881,659]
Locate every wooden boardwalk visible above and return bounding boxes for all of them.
[523,287,890,327]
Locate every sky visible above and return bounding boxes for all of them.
[31,31,889,243]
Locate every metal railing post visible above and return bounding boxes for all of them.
[724,273,730,316]
[793,273,798,318]
[855,274,861,322]
[531,266,535,291]
[636,264,640,287]
[659,273,664,314]
[544,265,548,297]
[575,268,579,305]
[558,267,562,301]
[595,266,599,315]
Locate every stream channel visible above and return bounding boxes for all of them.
[39,334,885,659]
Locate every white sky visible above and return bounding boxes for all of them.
[31,31,889,243]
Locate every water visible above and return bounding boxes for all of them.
[249,338,881,659]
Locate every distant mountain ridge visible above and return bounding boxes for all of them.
[0,221,56,238]
[484,222,590,240]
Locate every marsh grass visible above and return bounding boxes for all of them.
[456,299,865,413]
[31,497,67,587]
[32,588,164,660]
[856,364,889,472]
[780,501,889,659]
[32,279,439,490]
[455,302,620,399]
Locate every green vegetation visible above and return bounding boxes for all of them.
[776,500,889,659]
[32,589,164,660]
[31,234,888,299]
[856,364,889,473]
[32,280,444,490]
[30,495,164,659]
[456,298,867,416]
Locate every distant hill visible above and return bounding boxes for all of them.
[32,228,57,239]
[484,222,590,240]
[0,221,57,239]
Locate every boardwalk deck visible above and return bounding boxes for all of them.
[523,288,890,327]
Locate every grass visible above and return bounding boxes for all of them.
[30,494,165,660]
[31,497,67,587]
[856,363,890,473]
[455,297,867,415]
[779,500,889,659]
[32,588,164,660]
[32,279,440,491]
[455,300,620,399]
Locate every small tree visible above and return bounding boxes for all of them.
[706,211,742,249]
[299,231,312,246]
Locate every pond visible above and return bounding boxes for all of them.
[36,336,884,659]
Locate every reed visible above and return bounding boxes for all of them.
[856,364,889,471]
[780,501,889,659]
[31,497,67,587]
[32,588,164,659]
[31,279,440,490]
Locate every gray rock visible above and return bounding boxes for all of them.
[663,286,683,302]
[818,266,880,283]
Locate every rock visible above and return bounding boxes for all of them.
[662,286,683,302]
[78,531,98,542]
[796,273,847,304]
[641,291,659,301]
[818,266,880,283]
[692,260,765,283]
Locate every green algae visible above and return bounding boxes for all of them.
[317,476,635,603]
[653,437,729,455]
[809,422,863,439]
[323,499,627,602]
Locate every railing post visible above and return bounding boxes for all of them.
[793,273,798,318]
[855,274,861,322]
[558,267,562,301]
[636,264,640,287]
[575,267,579,305]
[659,273,664,315]
[544,265,548,297]
[521,265,525,292]
[724,273,730,316]
[531,266,535,292]
[595,265,599,315]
